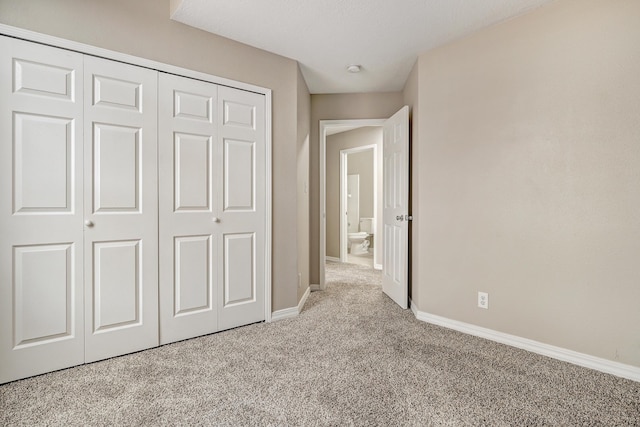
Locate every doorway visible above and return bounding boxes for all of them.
[340,144,377,267]
[319,119,385,291]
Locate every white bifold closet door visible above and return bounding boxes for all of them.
[216,85,266,331]
[159,75,265,344]
[1,35,266,383]
[83,56,159,362]
[158,74,219,343]
[0,38,85,383]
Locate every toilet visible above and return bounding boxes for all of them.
[348,218,374,255]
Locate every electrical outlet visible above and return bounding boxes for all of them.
[478,292,489,309]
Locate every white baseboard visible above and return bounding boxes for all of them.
[410,299,417,316]
[310,284,321,292]
[374,263,382,270]
[411,303,640,383]
[326,256,341,263]
[272,286,312,322]
[298,286,310,313]
[270,306,298,322]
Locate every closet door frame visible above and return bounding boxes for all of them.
[0,24,273,323]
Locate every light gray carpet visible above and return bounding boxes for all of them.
[1,262,639,426]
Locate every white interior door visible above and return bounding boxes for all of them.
[217,86,266,331]
[382,106,410,309]
[83,56,158,362]
[159,73,219,344]
[0,37,85,384]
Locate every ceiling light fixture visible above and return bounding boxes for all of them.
[347,64,362,73]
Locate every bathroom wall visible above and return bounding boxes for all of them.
[347,150,375,220]
[326,127,381,259]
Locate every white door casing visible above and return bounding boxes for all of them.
[159,73,219,344]
[83,56,159,362]
[382,106,410,309]
[217,86,266,331]
[0,37,85,383]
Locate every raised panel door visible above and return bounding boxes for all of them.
[382,106,410,309]
[217,86,265,330]
[158,73,218,344]
[83,56,158,363]
[0,36,84,384]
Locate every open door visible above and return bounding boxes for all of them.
[382,106,410,309]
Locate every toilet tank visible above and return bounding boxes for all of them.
[359,218,374,233]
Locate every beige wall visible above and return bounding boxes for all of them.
[410,0,640,367]
[0,0,304,311]
[326,127,380,258]
[296,66,311,302]
[310,93,404,283]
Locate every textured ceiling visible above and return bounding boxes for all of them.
[171,0,555,94]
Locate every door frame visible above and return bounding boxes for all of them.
[319,119,385,291]
[339,144,377,263]
[0,23,274,323]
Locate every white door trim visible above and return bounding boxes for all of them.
[339,144,377,263]
[0,23,273,323]
[319,119,385,290]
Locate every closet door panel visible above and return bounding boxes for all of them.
[92,240,141,331]
[217,86,266,331]
[0,37,84,384]
[159,73,218,344]
[174,132,211,211]
[92,123,141,211]
[174,235,212,313]
[223,232,256,306]
[84,56,158,363]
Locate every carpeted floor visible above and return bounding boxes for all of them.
[1,262,639,426]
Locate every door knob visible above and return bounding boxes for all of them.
[212,217,220,223]
[396,215,404,221]
[84,220,94,227]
